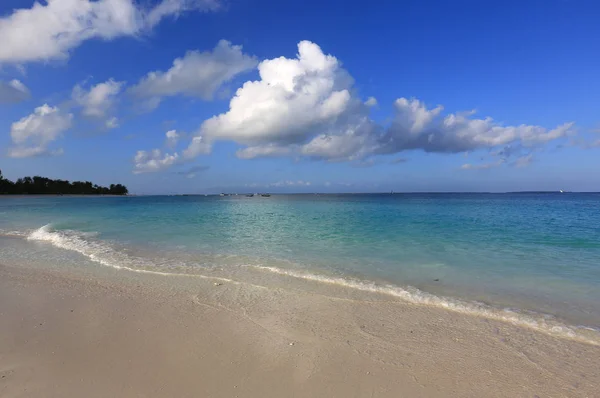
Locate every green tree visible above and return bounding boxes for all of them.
[0,170,128,195]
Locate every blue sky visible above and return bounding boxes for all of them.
[1,0,599,194]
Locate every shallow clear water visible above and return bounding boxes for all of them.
[1,193,600,331]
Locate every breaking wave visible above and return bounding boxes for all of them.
[23,224,600,346]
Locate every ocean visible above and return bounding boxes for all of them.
[1,193,599,343]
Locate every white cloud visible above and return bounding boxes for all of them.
[133,149,180,174]
[197,41,358,147]
[165,130,180,148]
[379,98,574,154]
[145,0,221,28]
[0,0,220,64]
[129,40,257,109]
[72,79,123,126]
[182,136,212,159]
[299,117,380,161]
[0,79,30,103]
[133,134,208,174]
[131,40,579,172]
[180,40,575,166]
[365,96,377,107]
[7,104,72,158]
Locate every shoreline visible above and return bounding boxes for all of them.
[3,228,600,346]
[1,261,599,397]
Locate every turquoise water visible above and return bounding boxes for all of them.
[1,193,600,335]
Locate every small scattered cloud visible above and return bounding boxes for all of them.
[365,96,377,107]
[133,149,180,174]
[0,79,30,103]
[72,79,124,128]
[132,132,207,174]
[390,157,408,164]
[0,0,222,65]
[7,104,72,158]
[165,130,180,148]
[128,40,257,111]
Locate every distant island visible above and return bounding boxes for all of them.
[0,170,128,195]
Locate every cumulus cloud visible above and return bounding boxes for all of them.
[133,131,207,174]
[0,79,30,103]
[178,40,575,167]
[129,40,257,109]
[197,41,359,147]
[72,79,123,127]
[165,130,180,148]
[378,99,574,154]
[7,104,72,158]
[0,0,220,64]
[133,149,180,174]
[365,96,377,107]
[132,40,579,173]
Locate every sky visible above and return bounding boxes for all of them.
[0,0,599,194]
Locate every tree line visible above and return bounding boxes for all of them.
[0,170,128,195]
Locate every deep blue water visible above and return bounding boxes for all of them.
[1,193,599,329]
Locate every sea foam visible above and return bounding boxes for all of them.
[27,224,235,283]
[25,224,600,346]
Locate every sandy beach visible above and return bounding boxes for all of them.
[0,261,598,398]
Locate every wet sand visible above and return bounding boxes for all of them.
[0,262,598,397]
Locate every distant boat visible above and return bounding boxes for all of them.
[260,194,271,197]
[559,190,564,193]
[246,194,254,197]
[219,193,225,196]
